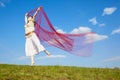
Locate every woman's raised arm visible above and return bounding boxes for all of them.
[33,7,41,20]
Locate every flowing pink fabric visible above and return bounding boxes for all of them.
[27,7,94,56]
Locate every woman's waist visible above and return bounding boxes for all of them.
[26,31,35,36]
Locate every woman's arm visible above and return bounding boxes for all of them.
[25,13,28,24]
[33,7,41,20]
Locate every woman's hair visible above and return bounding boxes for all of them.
[27,16,34,23]
[29,16,33,18]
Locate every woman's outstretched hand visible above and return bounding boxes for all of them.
[37,7,42,11]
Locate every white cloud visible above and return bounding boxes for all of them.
[92,34,108,42]
[71,27,91,34]
[0,1,5,7]
[70,26,108,43]
[56,26,108,43]
[102,7,117,16]
[47,55,66,58]
[19,55,66,61]
[89,17,97,25]
[111,28,120,35]
[37,55,66,60]
[99,23,106,27]
[103,56,120,62]
[85,33,108,43]
[56,29,66,33]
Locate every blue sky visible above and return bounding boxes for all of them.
[0,0,120,68]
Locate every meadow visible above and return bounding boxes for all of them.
[0,64,120,80]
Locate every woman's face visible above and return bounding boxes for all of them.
[28,16,33,21]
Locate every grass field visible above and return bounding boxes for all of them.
[0,64,120,80]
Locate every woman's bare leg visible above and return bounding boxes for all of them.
[30,55,35,65]
[44,50,51,56]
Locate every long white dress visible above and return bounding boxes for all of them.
[25,20,45,56]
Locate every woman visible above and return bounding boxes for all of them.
[24,7,51,65]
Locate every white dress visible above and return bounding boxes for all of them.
[25,20,45,56]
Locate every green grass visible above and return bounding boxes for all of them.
[0,64,120,80]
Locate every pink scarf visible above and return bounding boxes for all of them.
[27,7,94,56]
